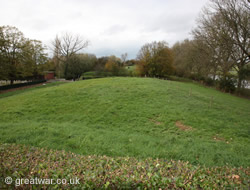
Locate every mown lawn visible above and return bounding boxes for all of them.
[0,77,249,167]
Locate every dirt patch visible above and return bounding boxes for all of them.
[213,135,230,144]
[150,119,162,126]
[213,136,225,141]
[175,121,193,131]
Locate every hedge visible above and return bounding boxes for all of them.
[0,144,249,189]
[0,80,47,91]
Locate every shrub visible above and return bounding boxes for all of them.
[236,88,250,98]
[203,77,215,86]
[218,75,236,93]
[82,71,113,79]
[189,73,204,81]
[165,76,193,83]
[0,144,249,189]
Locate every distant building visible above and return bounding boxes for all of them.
[44,71,55,80]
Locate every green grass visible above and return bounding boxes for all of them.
[0,77,249,167]
[82,71,113,79]
[0,81,65,99]
[125,65,137,76]
[125,65,136,71]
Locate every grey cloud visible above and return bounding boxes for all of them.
[0,0,209,59]
[102,25,127,35]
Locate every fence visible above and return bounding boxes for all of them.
[0,80,47,91]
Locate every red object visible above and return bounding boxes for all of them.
[44,72,55,80]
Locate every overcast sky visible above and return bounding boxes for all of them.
[0,0,209,59]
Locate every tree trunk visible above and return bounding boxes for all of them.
[237,66,244,91]
[237,77,242,90]
[212,74,216,81]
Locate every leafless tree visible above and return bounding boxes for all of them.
[121,53,128,65]
[52,33,89,58]
[52,33,89,77]
[193,0,250,89]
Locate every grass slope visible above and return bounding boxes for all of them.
[0,77,249,167]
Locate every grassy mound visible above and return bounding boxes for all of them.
[0,77,249,167]
[0,144,249,189]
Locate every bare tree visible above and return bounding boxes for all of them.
[212,0,250,60]
[121,53,128,65]
[193,11,234,79]
[52,33,89,58]
[52,33,89,77]
[193,0,250,89]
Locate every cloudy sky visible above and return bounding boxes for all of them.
[0,0,209,59]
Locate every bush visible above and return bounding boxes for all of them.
[235,88,250,98]
[189,73,204,81]
[165,76,193,83]
[83,67,137,79]
[218,75,236,93]
[203,77,215,86]
[82,71,113,79]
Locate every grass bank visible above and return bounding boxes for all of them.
[0,77,249,167]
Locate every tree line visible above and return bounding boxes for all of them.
[136,0,249,92]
